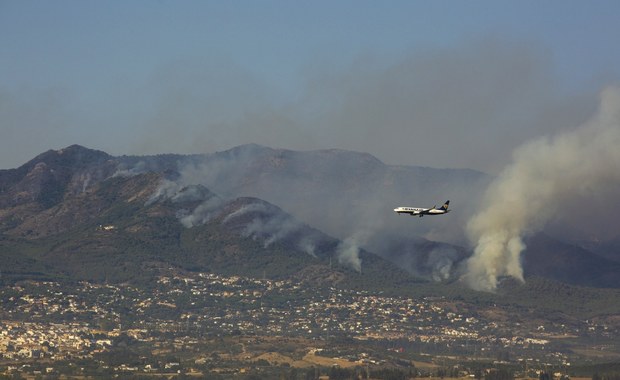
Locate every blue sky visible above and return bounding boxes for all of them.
[2,0,620,171]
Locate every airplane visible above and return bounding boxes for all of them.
[394,200,450,217]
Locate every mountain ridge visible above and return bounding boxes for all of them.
[1,144,619,292]
[0,164,424,292]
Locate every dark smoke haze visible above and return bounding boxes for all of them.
[0,39,599,175]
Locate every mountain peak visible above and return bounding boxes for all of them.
[0,145,117,210]
[218,144,385,165]
[220,143,275,156]
[28,145,111,169]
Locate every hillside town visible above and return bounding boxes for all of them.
[0,271,617,378]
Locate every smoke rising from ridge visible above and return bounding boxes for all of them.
[337,235,364,274]
[223,203,307,249]
[464,87,620,291]
[147,176,328,261]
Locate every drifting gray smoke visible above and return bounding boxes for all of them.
[177,196,223,228]
[223,203,304,248]
[148,178,326,260]
[464,87,620,291]
[222,202,325,258]
[146,179,185,205]
[113,161,148,178]
[336,235,363,274]
[427,247,461,282]
[147,180,224,227]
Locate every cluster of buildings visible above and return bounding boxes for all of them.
[0,321,108,360]
[0,272,616,374]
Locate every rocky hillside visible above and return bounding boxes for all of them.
[0,148,419,289]
[1,144,619,290]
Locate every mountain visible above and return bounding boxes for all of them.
[171,144,490,243]
[574,238,620,263]
[133,144,491,282]
[143,144,620,289]
[522,234,620,288]
[0,149,420,290]
[0,145,114,212]
[2,144,619,292]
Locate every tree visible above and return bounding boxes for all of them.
[369,368,407,380]
[474,368,483,380]
[485,369,514,380]
[329,367,355,380]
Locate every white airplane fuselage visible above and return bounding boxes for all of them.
[394,201,450,217]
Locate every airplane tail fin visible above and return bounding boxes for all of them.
[439,200,450,211]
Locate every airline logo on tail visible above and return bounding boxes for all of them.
[394,200,450,217]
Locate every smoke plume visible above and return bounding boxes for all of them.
[464,87,620,291]
[336,233,368,274]
[223,203,304,248]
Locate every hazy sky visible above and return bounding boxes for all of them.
[2,0,620,172]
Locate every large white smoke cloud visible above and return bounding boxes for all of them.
[464,87,620,291]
